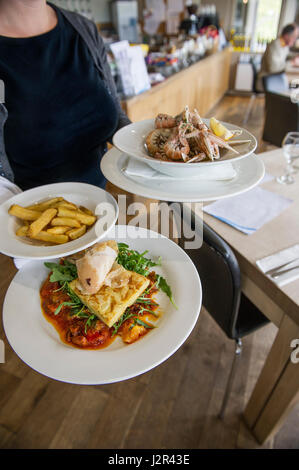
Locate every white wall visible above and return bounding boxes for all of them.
[278,0,298,33]
[91,0,111,23]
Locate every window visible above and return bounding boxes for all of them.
[254,0,283,43]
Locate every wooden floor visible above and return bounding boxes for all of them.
[1,95,298,449]
[206,93,276,154]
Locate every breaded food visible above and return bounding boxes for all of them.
[76,240,118,295]
[69,269,150,328]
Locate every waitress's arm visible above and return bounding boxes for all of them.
[60,8,132,139]
[91,27,131,134]
[0,104,15,182]
[98,39,131,142]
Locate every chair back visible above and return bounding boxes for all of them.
[250,56,261,93]
[263,91,299,146]
[263,72,289,93]
[177,206,269,339]
[179,210,241,339]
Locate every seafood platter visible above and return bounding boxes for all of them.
[112,106,258,178]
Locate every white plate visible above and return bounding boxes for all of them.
[3,225,202,385]
[0,182,119,259]
[101,148,265,202]
[112,118,257,177]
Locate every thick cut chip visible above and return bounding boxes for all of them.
[47,226,70,235]
[26,197,64,211]
[51,217,81,228]
[69,270,150,328]
[57,207,96,226]
[9,205,42,221]
[28,208,57,238]
[32,231,69,244]
[67,225,87,240]
[16,225,29,237]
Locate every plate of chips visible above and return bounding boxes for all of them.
[0,182,118,259]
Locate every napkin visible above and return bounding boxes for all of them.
[260,172,274,183]
[123,158,237,181]
[256,244,299,286]
[0,176,22,204]
[0,177,27,268]
[203,187,293,235]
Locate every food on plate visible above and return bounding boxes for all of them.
[145,129,172,156]
[76,240,118,294]
[210,117,235,141]
[9,204,43,221]
[28,208,58,238]
[32,231,69,244]
[51,217,81,228]
[70,270,150,328]
[41,240,176,349]
[47,226,70,235]
[16,224,29,237]
[67,225,87,240]
[145,106,246,163]
[9,197,96,245]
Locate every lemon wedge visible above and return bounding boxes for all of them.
[210,117,234,141]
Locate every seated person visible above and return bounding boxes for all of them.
[257,23,298,91]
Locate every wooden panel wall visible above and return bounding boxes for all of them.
[122,48,232,121]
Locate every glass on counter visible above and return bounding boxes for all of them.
[145,34,210,78]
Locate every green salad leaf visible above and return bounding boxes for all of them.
[44,242,177,335]
[111,309,135,336]
[54,301,78,316]
[117,243,161,276]
[155,274,178,309]
[44,260,77,283]
[134,318,155,329]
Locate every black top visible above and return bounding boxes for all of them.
[0,5,118,190]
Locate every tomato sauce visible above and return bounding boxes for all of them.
[40,271,159,350]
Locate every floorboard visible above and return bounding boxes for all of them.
[1,94,296,449]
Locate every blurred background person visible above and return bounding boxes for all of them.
[257,23,299,91]
[179,1,199,36]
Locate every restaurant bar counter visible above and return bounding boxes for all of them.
[121,48,232,122]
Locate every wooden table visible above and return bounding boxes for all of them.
[202,148,299,443]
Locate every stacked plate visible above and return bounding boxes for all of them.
[101,118,265,202]
[0,183,202,384]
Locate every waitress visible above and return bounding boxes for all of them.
[0,0,130,190]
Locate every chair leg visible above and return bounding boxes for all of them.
[242,94,256,126]
[218,338,243,420]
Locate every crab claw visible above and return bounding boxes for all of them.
[196,131,216,161]
[208,132,239,154]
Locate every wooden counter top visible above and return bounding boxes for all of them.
[121,48,232,121]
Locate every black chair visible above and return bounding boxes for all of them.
[241,57,263,125]
[262,90,299,146]
[176,206,269,418]
[262,72,289,93]
[250,56,263,94]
